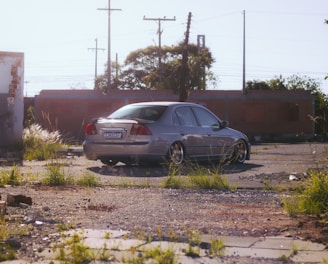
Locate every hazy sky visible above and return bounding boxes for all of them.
[1,0,328,96]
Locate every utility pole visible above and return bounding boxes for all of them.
[98,0,121,93]
[242,10,246,95]
[143,16,176,83]
[197,35,206,90]
[179,12,192,102]
[88,38,105,81]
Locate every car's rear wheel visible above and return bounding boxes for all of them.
[169,142,184,165]
[230,140,248,164]
[100,158,118,166]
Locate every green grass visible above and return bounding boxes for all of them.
[43,161,73,186]
[283,169,328,216]
[162,163,235,190]
[76,173,100,187]
[0,165,22,186]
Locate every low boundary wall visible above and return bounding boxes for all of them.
[33,89,314,142]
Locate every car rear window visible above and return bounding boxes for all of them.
[108,105,167,121]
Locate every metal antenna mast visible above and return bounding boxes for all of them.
[143,16,176,83]
[98,0,121,92]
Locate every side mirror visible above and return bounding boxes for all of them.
[221,120,229,128]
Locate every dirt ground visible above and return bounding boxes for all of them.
[1,142,328,262]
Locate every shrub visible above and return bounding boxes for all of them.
[283,170,328,216]
[0,166,22,186]
[300,170,328,215]
[77,173,100,187]
[23,123,62,160]
[187,165,234,190]
[43,162,73,186]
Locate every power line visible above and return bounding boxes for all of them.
[143,15,176,83]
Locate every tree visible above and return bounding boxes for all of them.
[95,43,217,93]
[267,75,287,90]
[245,80,270,90]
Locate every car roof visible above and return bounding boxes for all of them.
[127,101,199,107]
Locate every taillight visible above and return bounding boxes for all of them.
[130,124,152,135]
[85,123,97,135]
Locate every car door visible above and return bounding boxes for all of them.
[173,106,206,157]
[191,106,234,159]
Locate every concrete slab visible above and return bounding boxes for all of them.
[177,255,226,263]
[201,234,261,248]
[225,246,293,259]
[254,236,326,251]
[84,237,146,251]
[292,250,328,263]
[82,229,130,239]
[65,228,129,239]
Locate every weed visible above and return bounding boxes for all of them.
[300,170,328,215]
[278,254,289,262]
[184,230,201,258]
[162,174,185,189]
[55,232,94,264]
[0,219,8,240]
[162,163,186,189]
[103,231,111,239]
[77,173,100,187]
[0,244,16,261]
[43,162,73,186]
[144,245,177,264]
[96,243,113,261]
[187,166,234,190]
[163,163,234,190]
[23,123,62,161]
[281,195,302,217]
[0,219,33,261]
[210,237,225,257]
[0,165,22,186]
[283,169,328,216]
[57,222,76,232]
[261,176,273,190]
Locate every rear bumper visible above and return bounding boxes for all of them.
[82,140,164,161]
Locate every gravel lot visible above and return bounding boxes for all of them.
[1,142,328,262]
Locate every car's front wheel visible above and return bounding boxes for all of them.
[168,142,185,165]
[231,140,248,164]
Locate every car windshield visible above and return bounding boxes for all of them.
[108,105,167,121]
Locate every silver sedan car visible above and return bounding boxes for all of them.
[83,101,250,166]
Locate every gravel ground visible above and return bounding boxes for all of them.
[1,143,328,263]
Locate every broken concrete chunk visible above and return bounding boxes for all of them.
[7,193,32,207]
[0,200,6,214]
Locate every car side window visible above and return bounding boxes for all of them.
[192,107,219,128]
[174,107,198,127]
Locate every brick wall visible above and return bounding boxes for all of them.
[33,89,314,142]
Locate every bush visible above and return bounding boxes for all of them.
[43,162,73,186]
[0,166,22,186]
[300,170,328,215]
[162,163,234,190]
[283,170,328,216]
[23,124,62,160]
[77,173,100,187]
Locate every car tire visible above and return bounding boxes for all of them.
[169,142,185,165]
[100,159,118,166]
[230,140,248,164]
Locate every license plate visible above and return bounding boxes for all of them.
[103,131,122,139]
